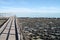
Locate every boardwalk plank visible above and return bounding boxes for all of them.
[0,16,20,40]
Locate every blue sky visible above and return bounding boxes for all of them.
[0,0,60,17]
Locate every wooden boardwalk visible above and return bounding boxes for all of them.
[0,16,20,40]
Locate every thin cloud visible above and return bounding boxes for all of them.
[0,0,28,6]
[0,7,60,14]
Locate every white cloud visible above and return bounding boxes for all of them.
[0,7,60,14]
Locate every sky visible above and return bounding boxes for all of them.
[0,0,60,17]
